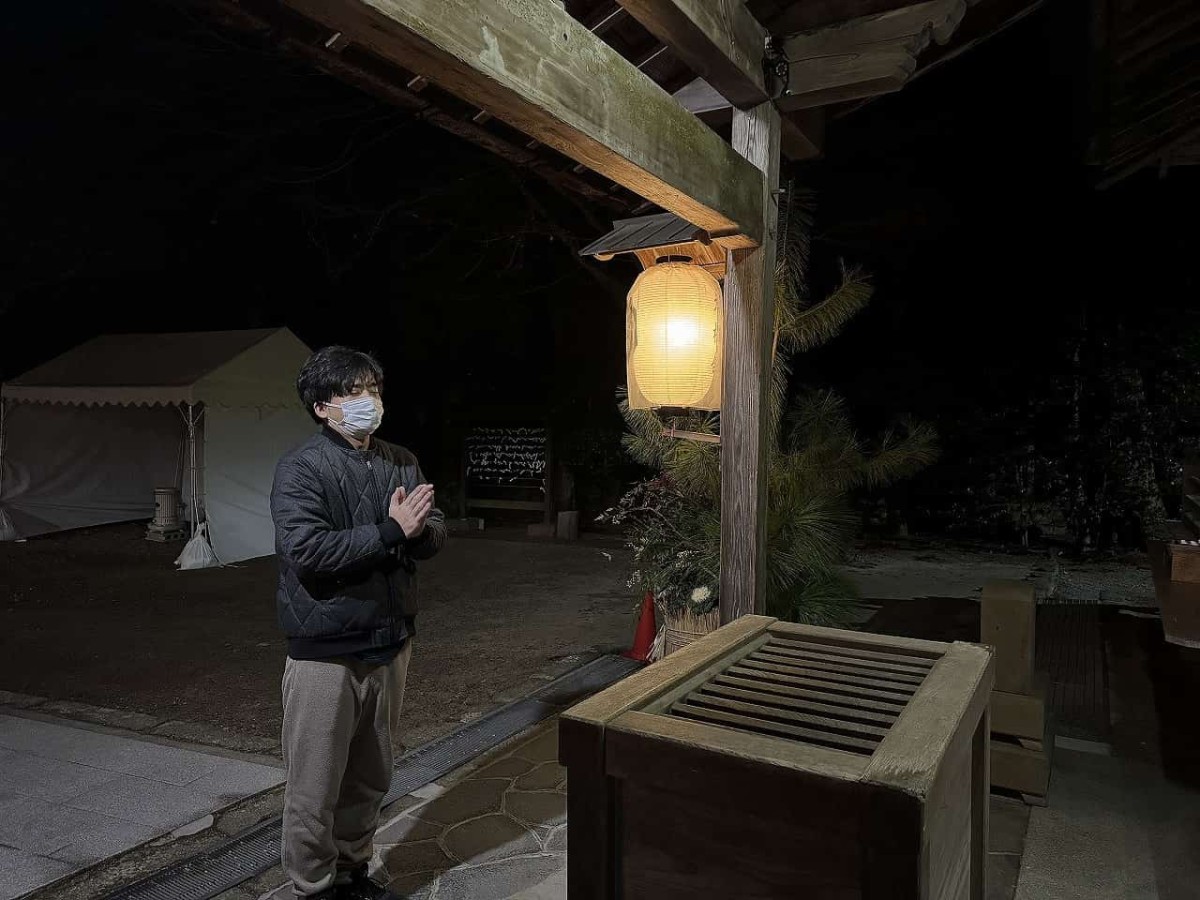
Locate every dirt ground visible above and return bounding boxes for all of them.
[0,524,635,751]
[1,522,1166,756]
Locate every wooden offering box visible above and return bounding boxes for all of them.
[560,616,994,900]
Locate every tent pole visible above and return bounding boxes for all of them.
[196,405,206,531]
[187,403,199,538]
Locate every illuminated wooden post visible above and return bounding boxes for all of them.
[720,103,781,622]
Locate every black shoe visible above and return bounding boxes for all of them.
[336,868,400,900]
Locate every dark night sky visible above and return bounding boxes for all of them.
[3,0,1198,506]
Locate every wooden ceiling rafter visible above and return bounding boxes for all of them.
[1091,0,1200,185]
[201,0,642,211]
[1110,74,1200,134]
[579,0,827,160]
[261,0,765,245]
[775,0,978,110]
[1114,11,1200,65]
[194,0,1057,217]
[904,0,1044,83]
[671,0,985,116]
[826,0,1048,121]
[613,0,773,109]
[1097,122,1200,188]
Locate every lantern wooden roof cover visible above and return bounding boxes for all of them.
[579,212,729,279]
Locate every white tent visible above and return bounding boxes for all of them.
[0,327,315,564]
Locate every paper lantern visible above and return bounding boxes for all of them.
[626,259,723,410]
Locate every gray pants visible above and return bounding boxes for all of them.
[281,643,413,897]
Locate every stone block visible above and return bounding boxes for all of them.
[513,762,565,792]
[443,814,540,865]
[0,845,75,899]
[0,747,122,803]
[556,511,580,541]
[504,791,566,828]
[39,701,165,733]
[410,778,507,826]
[50,819,161,865]
[63,774,219,829]
[433,854,565,900]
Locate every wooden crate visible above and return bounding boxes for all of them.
[1148,540,1200,648]
[1169,541,1200,584]
[1181,465,1200,537]
[560,616,995,900]
[1149,464,1200,647]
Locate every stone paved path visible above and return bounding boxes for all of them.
[258,722,565,900]
[0,713,284,900]
[371,723,565,900]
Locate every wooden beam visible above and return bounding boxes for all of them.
[674,79,824,160]
[908,0,1047,86]
[204,0,633,210]
[581,2,629,37]
[780,55,915,110]
[614,0,771,109]
[1098,122,1200,188]
[779,109,825,161]
[277,39,626,208]
[776,0,967,110]
[278,0,764,245]
[782,0,968,53]
[680,52,914,117]
[756,0,917,34]
[831,0,1047,120]
[676,2,970,114]
[674,77,733,115]
[720,101,780,623]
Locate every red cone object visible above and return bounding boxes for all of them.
[623,591,657,662]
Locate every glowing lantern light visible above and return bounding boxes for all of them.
[626,258,723,410]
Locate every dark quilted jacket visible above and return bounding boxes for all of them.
[270,427,445,658]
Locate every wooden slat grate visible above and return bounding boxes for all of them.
[669,633,940,755]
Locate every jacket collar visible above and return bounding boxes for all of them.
[320,425,375,455]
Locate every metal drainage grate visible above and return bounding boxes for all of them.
[100,822,283,900]
[670,633,938,755]
[101,653,640,900]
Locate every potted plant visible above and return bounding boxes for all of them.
[598,476,721,653]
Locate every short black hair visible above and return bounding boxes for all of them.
[296,346,385,423]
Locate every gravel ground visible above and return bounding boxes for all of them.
[1053,556,1157,607]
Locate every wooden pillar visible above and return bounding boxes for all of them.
[720,102,781,623]
[982,579,1051,803]
[980,579,1036,693]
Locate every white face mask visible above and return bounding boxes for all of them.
[325,395,383,439]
